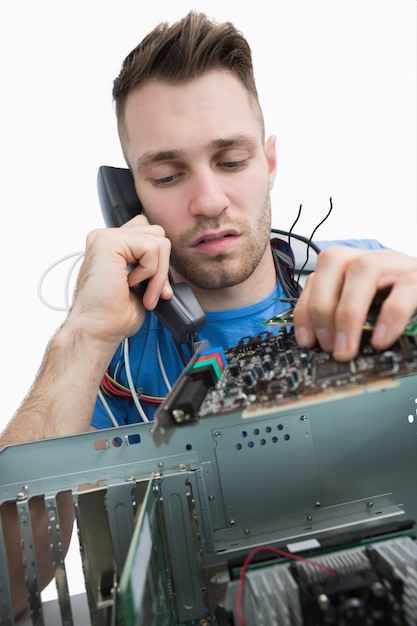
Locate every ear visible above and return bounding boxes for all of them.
[265,135,277,191]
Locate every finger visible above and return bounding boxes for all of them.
[371,269,417,350]
[293,247,356,351]
[331,251,417,359]
[121,213,165,237]
[294,248,417,360]
[127,234,172,310]
[292,273,318,348]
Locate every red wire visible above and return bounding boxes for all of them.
[236,545,339,626]
[101,376,131,398]
[100,372,164,403]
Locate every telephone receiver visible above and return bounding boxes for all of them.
[97,165,206,344]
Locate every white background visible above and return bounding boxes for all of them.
[1,0,416,428]
[0,0,416,601]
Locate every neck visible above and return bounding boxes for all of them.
[171,247,277,312]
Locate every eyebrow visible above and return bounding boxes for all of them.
[135,134,257,172]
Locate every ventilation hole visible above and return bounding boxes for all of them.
[253,428,260,436]
[112,437,123,448]
[236,443,242,450]
[265,426,272,433]
[127,433,141,445]
[260,439,266,446]
[241,431,248,438]
[185,443,192,450]
[284,434,290,441]
[272,436,278,443]
[277,424,284,431]
[248,441,254,448]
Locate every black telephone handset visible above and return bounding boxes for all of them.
[97,166,206,344]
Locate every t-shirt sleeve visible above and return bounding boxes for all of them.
[315,238,387,251]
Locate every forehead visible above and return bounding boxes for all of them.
[123,71,263,164]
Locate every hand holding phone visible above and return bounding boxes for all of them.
[98,165,206,344]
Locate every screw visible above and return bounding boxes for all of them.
[300,414,308,421]
[371,581,385,597]
[317,593,330,610]
[16,485,28,500]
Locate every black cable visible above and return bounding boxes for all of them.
[295,197,333,284]
[287,204,303,243]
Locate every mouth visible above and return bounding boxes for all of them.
[192,230,239,247]
[190,230,240,256]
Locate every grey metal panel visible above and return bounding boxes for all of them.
[159,471,208,622]
[16,499,43,625]
[213,410,319,526]
[44,494,73,625]
[0,371,416,623]
[105,482,136,573]
[308,377,417,511]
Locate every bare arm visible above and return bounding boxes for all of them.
[1,215,172,443]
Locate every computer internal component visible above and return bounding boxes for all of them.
[155,324,417,432]
[1,323,416,625]
[223,536,417,625]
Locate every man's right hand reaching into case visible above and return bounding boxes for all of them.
[293,246,417,362]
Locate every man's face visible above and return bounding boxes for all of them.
[123,70,277,292]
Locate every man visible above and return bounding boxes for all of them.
[1,11,416,618]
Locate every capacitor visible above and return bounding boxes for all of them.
[242,367,257,389]
[285,367,300,391]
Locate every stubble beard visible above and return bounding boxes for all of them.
[169,193,272,290]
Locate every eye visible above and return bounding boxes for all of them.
[220,159,249,171]
[152,174,178,187]
[150,170,185,187]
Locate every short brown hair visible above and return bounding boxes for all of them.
[113,11,261,141]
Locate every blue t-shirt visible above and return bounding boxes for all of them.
[91,238,385,429]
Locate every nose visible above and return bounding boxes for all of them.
[187,168,229,218]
